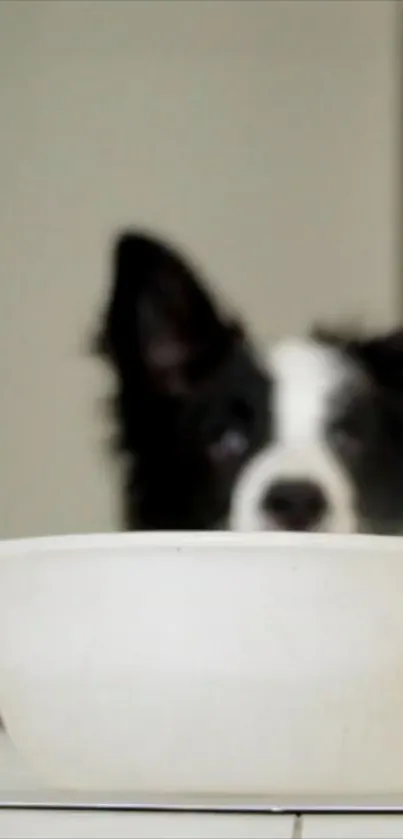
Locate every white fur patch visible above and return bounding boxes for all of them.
[270,338,347,446]
[230,339,357,533]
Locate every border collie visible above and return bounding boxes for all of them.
[96,231,403,535]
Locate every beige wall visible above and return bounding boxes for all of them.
[0,0,400,538]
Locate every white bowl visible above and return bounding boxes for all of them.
[0,531,403,796]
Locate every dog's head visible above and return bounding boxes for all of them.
[96,231,403,534]
[96,231,269,529]
[230,329,403,535]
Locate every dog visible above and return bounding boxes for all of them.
[96,230,403,534]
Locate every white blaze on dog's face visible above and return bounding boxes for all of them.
[230,338,361,533]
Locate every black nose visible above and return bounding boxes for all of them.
[261,479,328,531]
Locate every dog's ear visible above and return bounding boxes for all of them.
[350,330,403,393]
[314,325,403,393]
[97,231,242,395]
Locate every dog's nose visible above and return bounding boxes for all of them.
[261,479,328,531]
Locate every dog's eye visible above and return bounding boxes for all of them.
[208,429,248,462]
[204,399,255,463]
[331,416,366,453]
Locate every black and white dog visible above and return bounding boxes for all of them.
[96,231,403,535]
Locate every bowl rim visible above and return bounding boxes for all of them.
[1,530,403,557]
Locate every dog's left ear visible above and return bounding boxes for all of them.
[349,329,403,393]
[315,326,403,393]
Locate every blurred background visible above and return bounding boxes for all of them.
[0,0,400,538]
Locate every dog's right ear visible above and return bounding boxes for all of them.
[96,231,242,395]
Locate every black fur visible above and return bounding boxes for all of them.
[95,231,269,530]
[314,325,403,392]
[315,326,403,533]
